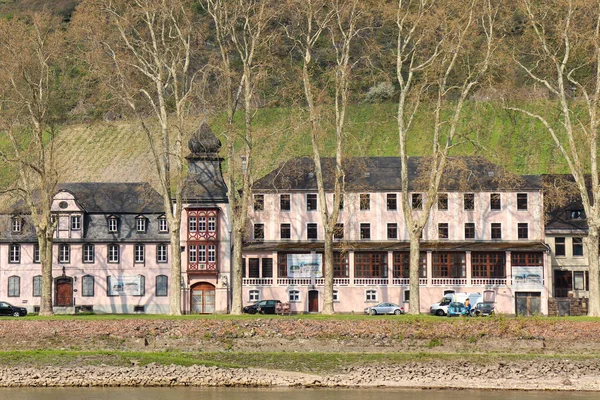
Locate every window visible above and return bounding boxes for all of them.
[134,244,145,263]
[555,237,566,257]
[58,244,70,263]
[471,252,505,278]
[248,258,260,278]
[136,217,147,232]
[517,223,528,239]
[188,216,197,232]
[438,193,448,211]
[157,244,168,263]
[208,217,216,232]
[253,223,265,240]
[82,275,95,297]
[491,223,502,239]
[156,275,168,297]
[8,276,20,297]
[253,194,264,211]
[11,217,22,233]
[333,289,339,302]
[9,244,20,263]
[464,193,475,210]
[333,223,344,240]
[573,237,584,257]
[189,245,197,263]
[411,193,422,210]
[280,194,291,211]
[334,252,349,278]
[280,223,291,240]
[249,289,260,302]
[307,223,318,240]
[574,271,585,291]
[438,223,449,239]
[517,193,528,210]
[158,216,168,232]
[33,276,42,297]
[393,252,427,278]
[490,193,501,210]
[387,223,398,239]
[464,223,475,239]
[108,244,119,263]
[354,252,387,278]
[262,258,273,278]
[71,215,81,230]
[107,216,118,233]
[360,223,371,240]
[387,194,397,210]
[289,290,300,302]
[432,252,466,278]
[569,210,585,219]
[403,290,410,303]
[511,252,543,266]
[83,244,95,263]
[360,193,370,211]
[307,194,317,211]
[365,289,377,302]
[33,244,40,263]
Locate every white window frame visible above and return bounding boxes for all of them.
[188,216,197,232]
[403,289,410,303]
[108,244,119,263]
[9,244,20,263]
[71,215,81,230]
[208,216,216,232]
[333,289,339,302]
[365,289,378,302]
[136,217,147,233]
[33,244,40,263]
[108,217,118,233]
[134,244,145,263]
[58,244,70,263]
[189,245,197,263]
[157,244,168,263]
[83,244,95,263]
[82,275,95,297]
[8,276,20,297]
[249,289,260,302]
[11,218,22,233]
[158,217,168,233]
[289,289,300,302]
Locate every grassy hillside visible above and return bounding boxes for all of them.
[43,101,568,189]
[0,0,79,19]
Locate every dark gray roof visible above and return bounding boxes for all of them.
[188,122,221,154]
[243,240,549,253]
[182,159,228,204]
[254,157,542,192]
[543,175,588,233]
[57,182,164,214]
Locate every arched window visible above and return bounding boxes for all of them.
[82,275,95,297]
[8,276,20,297]
[156,275,168,297]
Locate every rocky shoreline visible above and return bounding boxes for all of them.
[1,359,600,391]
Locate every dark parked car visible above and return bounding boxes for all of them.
[243,300,282,315]
[472,302,495,317]
[0,301,27,317]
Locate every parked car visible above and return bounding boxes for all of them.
[243,300,282,315]
[447,302,468,317]
[364,302,405,315]
[471,302,495,317]
[0,301,27,317]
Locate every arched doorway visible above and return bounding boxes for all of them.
[191,282,215,314]
[55,277,73,307]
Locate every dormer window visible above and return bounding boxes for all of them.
[107,216,118,233]
[569,210,585,220]
[158,216,168,233]
[11,217,22,233]
[71,215,81,230]
[136,216,147,232]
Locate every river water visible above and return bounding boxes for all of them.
[0,387,597,400]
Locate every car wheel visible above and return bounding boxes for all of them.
[370,309,377,315]
[248,308,257,315]
[394,309,402,315]
[435,309,444,316]
[12,311,20,317]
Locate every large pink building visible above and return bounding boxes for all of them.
[0,124,583,315]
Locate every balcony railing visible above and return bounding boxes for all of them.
[431,278,467,286]
[353,278,389,286]
[243,278,273,286]
[471,278,507,286]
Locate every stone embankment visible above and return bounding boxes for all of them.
[2,359,600,391]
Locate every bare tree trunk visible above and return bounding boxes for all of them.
[39,232,54,316]
[231,227,244,315]
[586,225,600,316]
[408,233,422,314]
[169,226,183,315]
[322,234,335,314]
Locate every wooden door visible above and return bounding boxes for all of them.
[191,282,215,314]
[308,290,319,313]
[55,278,73,307]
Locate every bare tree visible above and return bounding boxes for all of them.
[0,13,63,316]
[508,0,600,316]
[73,0,204,315]
[284,0,367,314]
[395,0,496,313]
[203,0,274,314]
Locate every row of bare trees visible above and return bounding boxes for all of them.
[2,0,600,316]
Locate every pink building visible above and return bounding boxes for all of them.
[242,157,550,315]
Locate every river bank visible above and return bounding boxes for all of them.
[0,316,599,391]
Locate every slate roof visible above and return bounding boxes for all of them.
[253,156,542,192]
[543,175,589,233]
